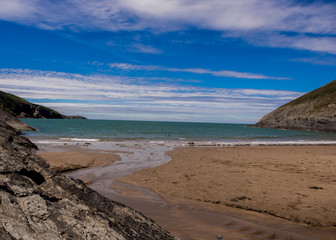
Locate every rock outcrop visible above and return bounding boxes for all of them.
[0,112,175,239]
[0,91,86,119]
[0,110,36,131]
[62,115,87,119]
[254,79,336,132]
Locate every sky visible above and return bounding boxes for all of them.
[0,0,336,123]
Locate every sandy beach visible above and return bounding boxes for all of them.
[37,143,336,239]
[38,147,122,173]
[119,146,336,233]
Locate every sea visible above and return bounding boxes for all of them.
[21,119,336,146]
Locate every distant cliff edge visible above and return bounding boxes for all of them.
[253,79,336,132]
[0,91,86,120]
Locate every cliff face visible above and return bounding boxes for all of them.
[0,91,86,119]
[0,112,175,239]
[255,80,336,132]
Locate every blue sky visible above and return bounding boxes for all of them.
[1,0,336,123]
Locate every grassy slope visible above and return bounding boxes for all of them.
[0,91,31,115]
[281,79,336,112]
[0,91,63,118]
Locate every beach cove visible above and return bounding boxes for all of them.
[23,119,336,239]
[3,1,336,238]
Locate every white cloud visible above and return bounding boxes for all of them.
[0,0,333,33]
[0,0,37,20]
[1,0,336,54]
[108,63,291,80]
[117,0,336,35]
[0,68,303,123]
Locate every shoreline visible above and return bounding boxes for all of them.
[30,137,336,146]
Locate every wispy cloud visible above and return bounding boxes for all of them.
[242,33,336,55]
[108,63,291,80]
[1,0,336,54]
[108,63,156,71]
[0,68,303,123]
[131,43,163,54]
[291,56,336,66]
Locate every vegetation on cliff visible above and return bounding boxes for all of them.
[284,79,336,112]
[0,91,86,119]
[254,79,336,132]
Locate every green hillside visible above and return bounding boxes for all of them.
[283,79,336,112]
[254,79,336,132]
[0,91,86,119]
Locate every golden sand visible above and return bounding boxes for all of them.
[120,146,336,227]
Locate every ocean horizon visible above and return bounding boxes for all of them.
[21,119,336,146]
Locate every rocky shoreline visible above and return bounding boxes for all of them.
[0,112,175,239]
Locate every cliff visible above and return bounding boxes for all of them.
[254,79,336,132]
[0,111,176,239]
[0,91,86,119]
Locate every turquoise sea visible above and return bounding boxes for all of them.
[21,119,336,145]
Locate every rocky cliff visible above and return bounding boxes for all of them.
[0,91,86,119]
[0,112,175,239]
[254,80,336,132]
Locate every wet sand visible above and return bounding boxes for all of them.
[38,146,122,173]
[107,181,336,240]
[119,145,336,239]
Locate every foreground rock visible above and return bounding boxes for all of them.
[254,79,336,132]
[0,120,176,239]
[0,91,86,119]
[0,109,36,131]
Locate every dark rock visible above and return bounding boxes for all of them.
[62,115,87,119]
[0,120,176,239]
[309,186,323,190]
[0,110,36,131]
